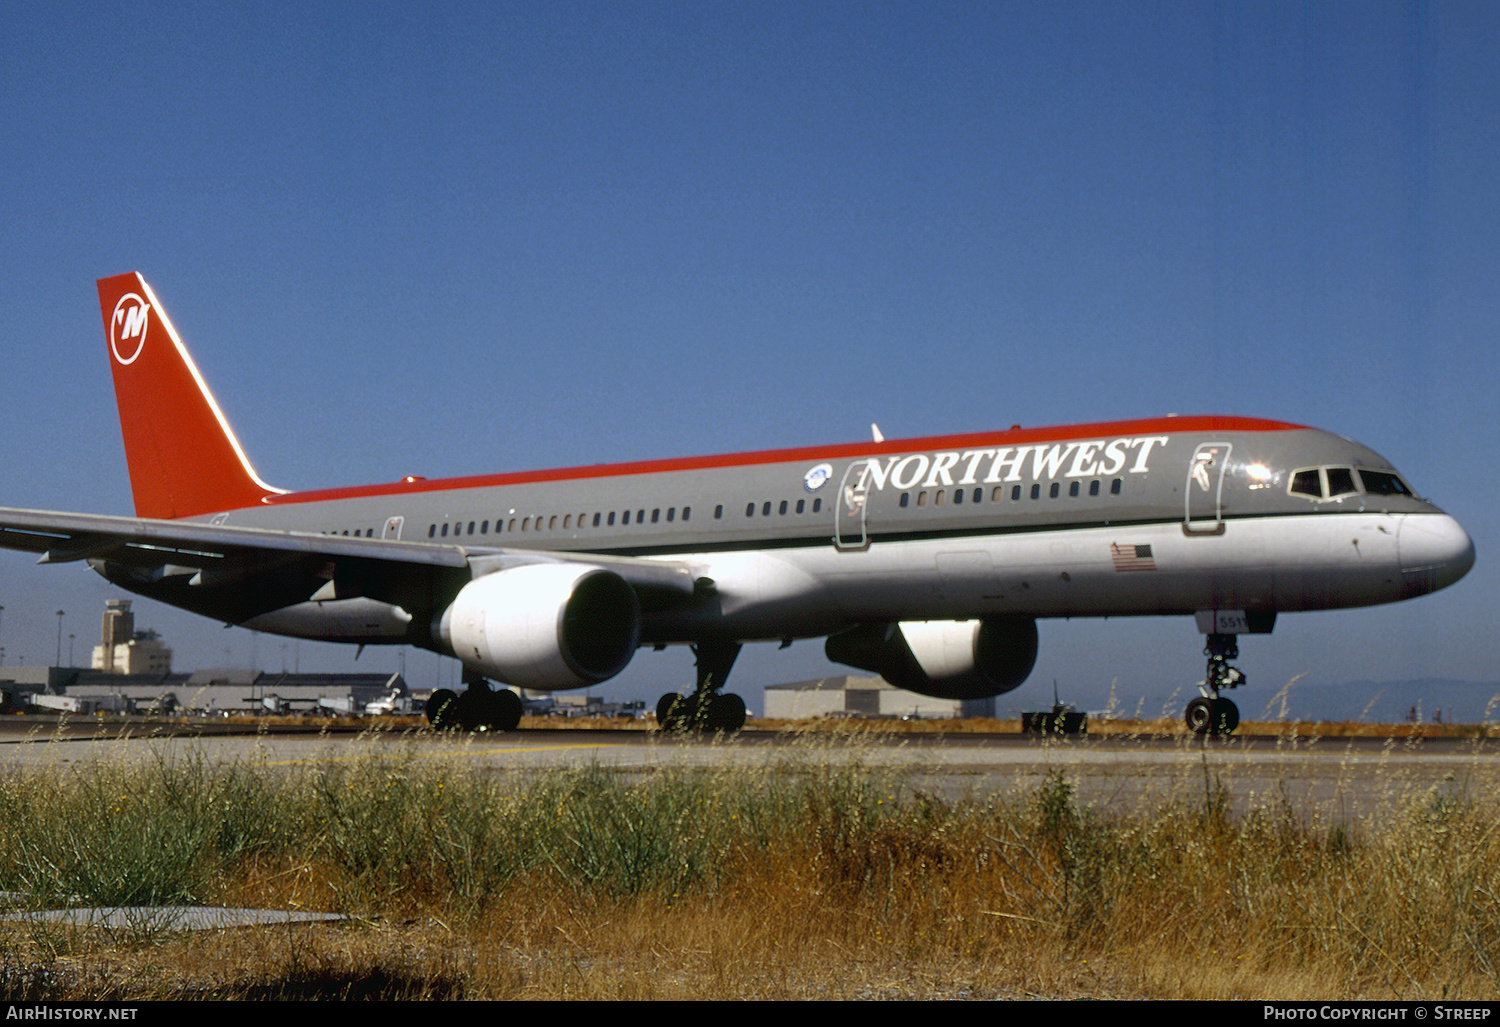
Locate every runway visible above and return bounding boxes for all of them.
[1,722,1494,821]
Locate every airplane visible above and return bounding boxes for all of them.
[0,272,1475,734]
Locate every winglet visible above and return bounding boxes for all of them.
[97,273,284,519]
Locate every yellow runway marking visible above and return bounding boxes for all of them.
[247,742,626,767]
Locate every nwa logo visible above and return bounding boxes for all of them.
[844,436,1172,493]
[109,293,151,365]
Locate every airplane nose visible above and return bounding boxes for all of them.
[1398,514,1476,596]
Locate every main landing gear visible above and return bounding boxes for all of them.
[1185,633,1245,736]
[657,641,748,732]
[428,675,523,732]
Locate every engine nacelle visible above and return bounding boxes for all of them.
[824,617,1038,700]
[440,564,640,690]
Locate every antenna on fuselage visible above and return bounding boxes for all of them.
[871,423,885,443]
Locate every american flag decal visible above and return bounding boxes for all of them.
[1110,543,1156,572]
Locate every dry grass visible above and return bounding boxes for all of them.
[2,736,1499,999]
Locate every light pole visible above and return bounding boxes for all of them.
[55,610,64,668]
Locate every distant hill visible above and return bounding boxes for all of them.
[999,678,1500,726]
[1251,679,1500,725]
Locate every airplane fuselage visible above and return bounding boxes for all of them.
[96,415,1473,673]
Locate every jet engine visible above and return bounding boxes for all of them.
[440,564,641,690]
[824,617,1038,700]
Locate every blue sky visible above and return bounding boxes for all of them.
[1,2,1496,716]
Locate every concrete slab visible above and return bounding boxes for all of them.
[0,906,349,930]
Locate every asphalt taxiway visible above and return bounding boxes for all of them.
[1,723,1494,820]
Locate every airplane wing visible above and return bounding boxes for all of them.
[0,507,699,613]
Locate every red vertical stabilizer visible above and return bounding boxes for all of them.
[97,272,282,519]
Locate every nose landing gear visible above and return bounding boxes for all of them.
[1187,633,1245,735]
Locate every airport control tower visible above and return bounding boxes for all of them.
[92,599,172,675]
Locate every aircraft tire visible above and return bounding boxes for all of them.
[456,686,492,731]
[710,693,747,732]
[1185,697,1213,735]
[490,688,523,732]
[665,693,703,730]
[656,693,684,728]
[428,688,459,730]
[1211,697,1240,735]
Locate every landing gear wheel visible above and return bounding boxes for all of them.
[428,688,459,730]
[1185,696,1213,734]
[456,686,488,731]
[709,693,747,732]
[490,688,523,732]
[663,693,700,729]
[1186,696,1240,736]
[454,685,524,732]
[657,693,684,728]
[1211,697,1240,735]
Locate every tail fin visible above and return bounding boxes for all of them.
[97,273,284,519]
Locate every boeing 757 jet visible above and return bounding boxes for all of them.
[0,274,1475,733]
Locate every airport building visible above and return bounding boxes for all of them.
[0,664,411,717]
[0,599,411,716]
[763,674,996,720]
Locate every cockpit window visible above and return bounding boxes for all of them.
[1325,467,1358,498]
[1289,465,1415,502]
[1290,469,1322,499]
[1357,469,1413,497]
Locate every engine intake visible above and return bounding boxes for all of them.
[441,564,640,690]
[824,617,1038,700]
